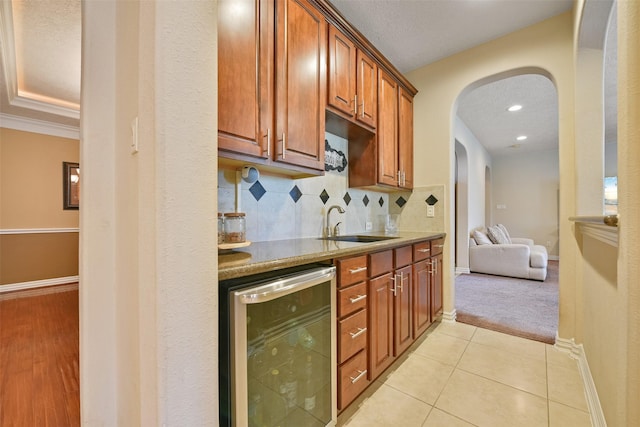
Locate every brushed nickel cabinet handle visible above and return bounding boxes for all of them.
[348,266,367,274]
[349,294,367,303]
[264,128,271,156]
[281,132,286,159]
[349,327,367,339]
[352,94,358,115]
[350,369,367,384]
[417,248,430,253]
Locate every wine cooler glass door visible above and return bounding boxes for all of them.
[231,266,337,427]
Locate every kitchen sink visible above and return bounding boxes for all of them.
[319,235,399,243]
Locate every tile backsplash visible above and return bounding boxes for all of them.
[218,132,444,242]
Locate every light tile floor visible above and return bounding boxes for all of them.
[337,322,592,427]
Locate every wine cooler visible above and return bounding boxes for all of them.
[219,264,337,426]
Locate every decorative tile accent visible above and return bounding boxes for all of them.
[363,195,370,207]
[319,189,330,205]
[396,196,407,208]
[343,192,352,206]
[289,185,302,203]
[249,181,266,201]
[426,195,439,206]
[378,197,385,207]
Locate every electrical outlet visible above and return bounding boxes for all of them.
[427,205,435,217]
[365,221,373,231]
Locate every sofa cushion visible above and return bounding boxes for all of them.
[472,230,493,245]
[487,225,510,244]
[497,223,512,243]
[530,245,548,268]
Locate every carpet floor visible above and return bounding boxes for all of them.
[455,260,559,344]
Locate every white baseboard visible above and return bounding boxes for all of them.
[549,255,560,261]
[442,309,457,322]
[0,276,79,293]
[554,334,606,427]
[455,267,470,275]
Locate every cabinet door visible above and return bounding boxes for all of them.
[413,259,431,338]
[356,50,377,129]
[368,273,394,380]
[431,254,443,319]
[393,265,413,356]
[377,69,399,187]
[275,0,326,171]
[398,87,414,189]
[328,24,356,117]
[218,0,272,159]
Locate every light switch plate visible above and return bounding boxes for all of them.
[427,205,435,217]
[365,221,373,231]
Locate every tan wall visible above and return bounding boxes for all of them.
[0,127,79,285]
[405,12,576,333]
[0,233,79,284]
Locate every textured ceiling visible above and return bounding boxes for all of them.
[330,0,574,74]
[332,0,616,156]
[0,0,616,156]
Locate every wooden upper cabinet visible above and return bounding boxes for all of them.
[398,87,414,189]
[275,0,327,171]
[328,25,356,117]
[218,0,272,159]
[377,69,399,187]
[327,24,377,130]
[356,50,377,128]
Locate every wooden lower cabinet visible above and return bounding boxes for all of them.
[368,272,394,379]
[430,253,443,319]
[338,349,369,410]
[335,236,445,412]
[413,259,431,338]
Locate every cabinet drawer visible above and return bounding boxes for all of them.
[338,282,368,318]
[338,350,370,410]
[394,245,413,268]
[413,241,431,261]
[368,250,393,278]
[336,255,368,288]
[431,238,445,256]
[338,309,368,364]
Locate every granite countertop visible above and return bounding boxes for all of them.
[218,231,445,280]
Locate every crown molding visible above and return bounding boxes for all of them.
[1,113,80,139]
[0,2,80,121]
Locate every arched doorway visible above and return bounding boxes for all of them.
[452,72,560,343]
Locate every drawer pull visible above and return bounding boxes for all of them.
[350,369,367,384]
[435,244,444,248]
[417,248,430,253]
[348,266,367,274]
[349,327,367,339]
[349,294,367,303]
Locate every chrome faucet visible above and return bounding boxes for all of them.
[325,205,345,237]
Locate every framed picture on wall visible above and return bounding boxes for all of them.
[63,161,80,210]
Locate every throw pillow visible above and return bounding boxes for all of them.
[472,229,493,245]
[497,223,512,243]
[487,225,510,245]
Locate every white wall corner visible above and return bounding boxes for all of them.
[554,334,607,427]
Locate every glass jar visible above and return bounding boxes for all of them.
[218,213,224,244]
[224,212,246,243]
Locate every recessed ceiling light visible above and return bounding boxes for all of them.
[516,135,528,141]
[507,104,523,112]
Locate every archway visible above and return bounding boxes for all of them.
[452,70,560,341]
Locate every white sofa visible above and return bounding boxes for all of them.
[469,236,548,281]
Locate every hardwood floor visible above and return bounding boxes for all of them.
[0,285,80,426]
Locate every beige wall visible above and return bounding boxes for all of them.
[406,12,576,331]
[492,149,559,257]
[1,128,79,228]
[0,127,79,285]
